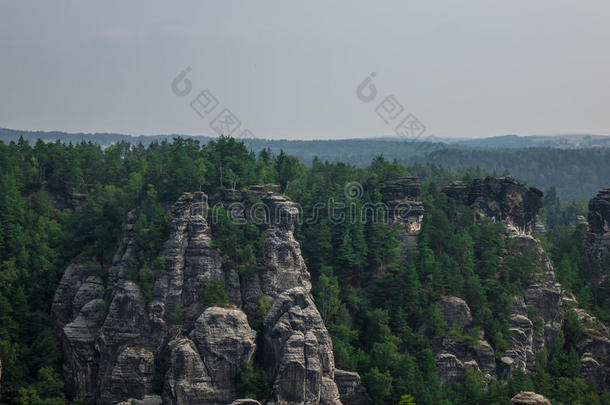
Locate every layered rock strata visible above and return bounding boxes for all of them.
[584,187,610,260]
[443,176,543,235]
[53,189,370,405]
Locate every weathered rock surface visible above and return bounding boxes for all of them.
[382,177,425,249]
[263,288,339,405]
[53,189,368,404]
[510,391,551,405]
[231,400,262,405]
[152,192,229,324]
[584,187,610,260]
[443,176,543,235]
[435,179,610,388]
[433,335,497,383]
[429,296,496,382]
[436,296,472,328]
[581,352,605,385]
[52,258,101,329]
[189,307,256,402]
[436,352,466,384]
[163,337,217,404]
[333,370,372,405]
[117,395,163,405]
[504,314,534,373]
[533,221,546,235]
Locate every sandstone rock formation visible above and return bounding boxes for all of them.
[433,177,548,384]
[533,221,546,235]
[431,238,574,385]
[333,370,371,405]
[443,176,543,235]
[436,352,467,384]
[433,297,496,382]
[437,178,610,386]
[584,187,610,260]
[510,391,551,405]
[53,189,369,404]
[436,296,472,328]
[382,177,425,248]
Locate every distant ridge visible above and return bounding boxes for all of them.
[2,127,609,150]
[1,127,609,201]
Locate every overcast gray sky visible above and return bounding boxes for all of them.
[1,1,609,140]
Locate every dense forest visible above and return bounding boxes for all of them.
[1,128,609,201]
[0,136,608,404]
[416,148,610,201]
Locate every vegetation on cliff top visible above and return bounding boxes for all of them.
[0,136,608,404]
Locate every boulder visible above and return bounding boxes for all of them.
[510,391,551,405]
[230,400,262,405]
[334,370,373,405]
[163,337,217,405]
[100,346,155,404]
[117,395,163,405]
[436,296,472,328]
[581,353,604,385]
[436,352,465,384]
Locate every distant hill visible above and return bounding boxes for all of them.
[415,147,610,201]
[0,128,212,148]
[0,127,447,166]
[3,128,608,152]
[372,133,610,149]
[447,134,610,149]
[1,128,608,200]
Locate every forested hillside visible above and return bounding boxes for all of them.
[416,148,610,201]
[0,137,608,404]
[1,128,608,201]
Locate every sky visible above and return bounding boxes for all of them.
[1,1,609,140]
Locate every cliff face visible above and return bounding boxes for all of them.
[381,177,425,248]
[443,176,543,235]
[431,237,610,385]
[52,189,370,405]
[584,187,610,260]
[437,177,610,386]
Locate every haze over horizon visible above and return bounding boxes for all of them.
[1,1,609,140]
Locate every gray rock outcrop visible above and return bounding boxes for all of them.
[436,352,466,384]
[382,177,425,249]
[584,187,610,260]
[189,307,256,402]
[333,370,372,405]
[436,178,610,386]
[436,296,472,328]
[263,288,338,405]
[443,176,543,235]
[510,391,551,405]
[53,189,369,404]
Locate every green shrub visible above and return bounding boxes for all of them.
[200,278,229,307]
